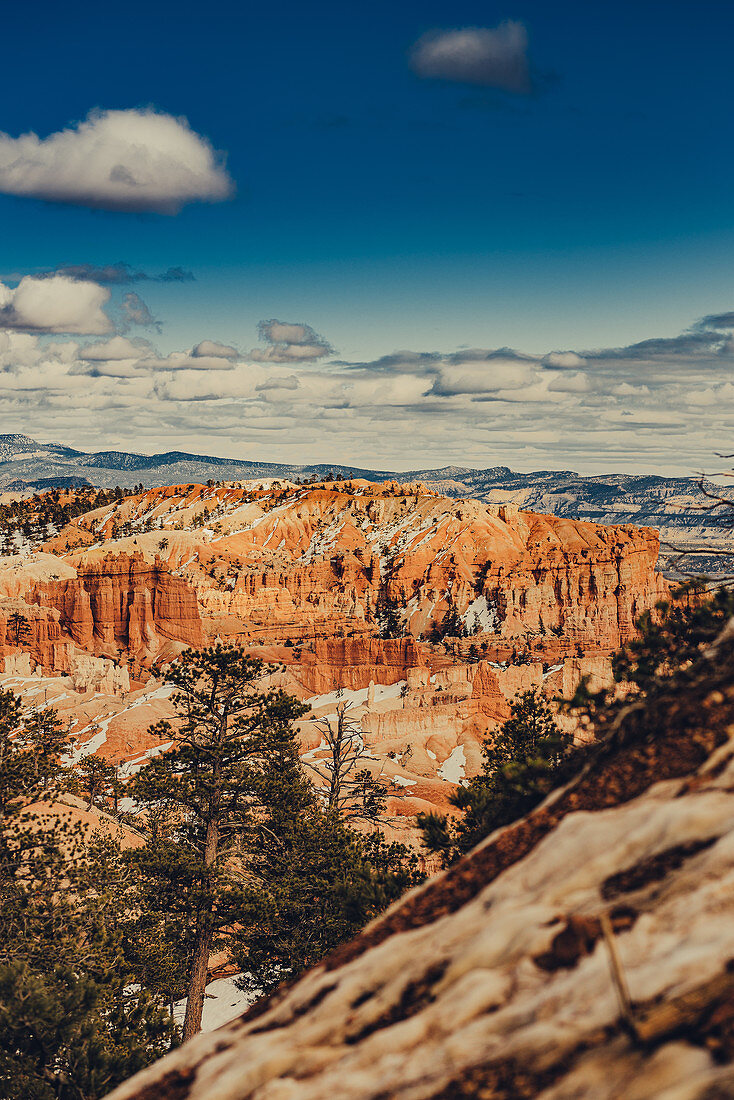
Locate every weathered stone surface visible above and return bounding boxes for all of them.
[0,597,72,671]
[298,635,426,692]
[58,482,666,654]
[69,653,131,696]
[31,552,204,661]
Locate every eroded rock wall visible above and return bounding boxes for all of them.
[31,552,203,661]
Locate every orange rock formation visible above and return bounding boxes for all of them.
[0,480,670,833]
[53,482,665,656]
[0,551,205,673]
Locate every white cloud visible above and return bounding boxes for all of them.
[154,368,262,400]
[78,360,150,379]
[251,318,334,362]
[547,371,589,393]
[80,335,153,361]
[2,307,734,475]
[410,22,530,92]
[121,292,159,330]
[687,382,734,407]
[0,330,46,368]
[145,353,240,372]
[611,382,650,396]
[0,109,234,214]
[0,276,112,334]
[430,355,535,396]
[192,340,238,359]
[543,351,587,369]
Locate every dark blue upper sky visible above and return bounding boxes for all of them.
[1,1,733,472]
[3,1,733,351]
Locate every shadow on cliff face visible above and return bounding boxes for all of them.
[105,601,734,1100]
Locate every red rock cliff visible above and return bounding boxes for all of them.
[31,552,204,660]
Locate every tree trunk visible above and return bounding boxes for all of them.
[182,817,219,1041]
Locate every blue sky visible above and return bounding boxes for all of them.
[1,1,734,473]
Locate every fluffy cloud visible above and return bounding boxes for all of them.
[0,276,112,334]
[0,109,233,214]
[192,340,238,359]
[687,382,734,407]
[410,21,530,92]
[429,354,535,396]
[543,351,587,369]
[121,292,160,331]
[79,336,154,361]
[3,307,734,475]
[143,353,240,372]
[251,319,334,362]
[547,371,589,393]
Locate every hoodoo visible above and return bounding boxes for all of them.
[0,480,668,831]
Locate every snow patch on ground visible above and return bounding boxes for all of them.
[462,594,499,633]
[438,744,466,783]
[118,742,174,778]
[543,662,564,679]
[306,681,406,712]
[300,737,330,763]
[68,683,176,763]
[173,976,257,1032]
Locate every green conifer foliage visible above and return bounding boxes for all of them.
[0,690,171,1099]
[231,739,421,994]
[128,644,308,1040]
[419,688,571,866]
[376,591,403,639]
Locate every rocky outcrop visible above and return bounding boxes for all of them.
[0,597,73,672]
[69,653,131,696]
[31,552,204,662]
[297,635,427,693]
[105,629,734,1100]
[61,483,667,655]
[236,494,667,654]
[0,481,672,833]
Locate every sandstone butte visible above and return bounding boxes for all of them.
[0,479,669,834]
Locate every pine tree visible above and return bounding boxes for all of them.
[0,692,73,822]
[427,598,467,644]
[564,584,734,739]
[0,691,171,1099]
[419,689,571,866]
[13,707,73,796]
[128,644,307,1040]
[439,599,466,640]
[0,690,27,827]
[376,587,404,639]
[231,731,421,993]
[121,802,200,1016]
[7,611,29,647]
[75,754,120,811]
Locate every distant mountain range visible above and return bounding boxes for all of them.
[1,434,731,572]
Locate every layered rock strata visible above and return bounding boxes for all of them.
[31,552,204,660]
[55,482,668,656]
